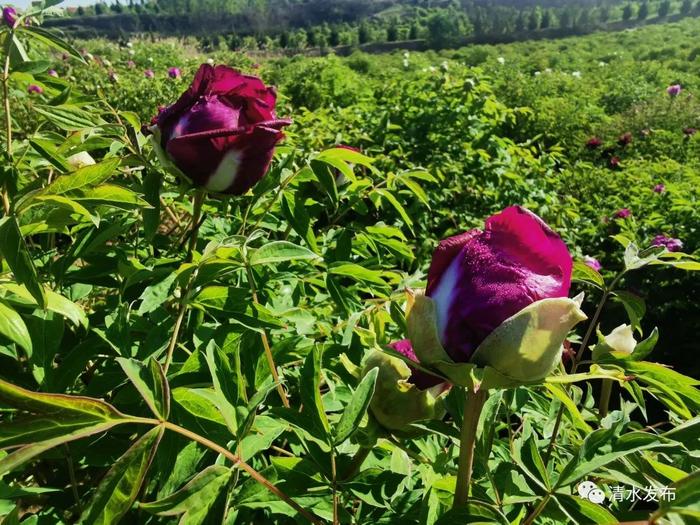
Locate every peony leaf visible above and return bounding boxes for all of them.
[117,357,170,420]
[0,299,32,356]
[139,465,232,523]
[0,217,46,308]
[79,426,164,525]
[333,367,378,445]
[249,241,320,266]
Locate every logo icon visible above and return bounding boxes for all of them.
[577,481,606,504]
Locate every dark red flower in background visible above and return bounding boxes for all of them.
[618,132,632,146]
[586,136,602,149]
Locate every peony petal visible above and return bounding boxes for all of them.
[169,96,243,139]
[428,206,572,362]
[165,121,289,195]
[426,230,480,296]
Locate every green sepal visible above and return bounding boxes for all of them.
[471,297,587,387]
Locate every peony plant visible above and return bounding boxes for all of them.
[365,206,589,506]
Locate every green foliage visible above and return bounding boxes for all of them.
[0,8,698,525]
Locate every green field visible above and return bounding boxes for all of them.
[0,3,699,524]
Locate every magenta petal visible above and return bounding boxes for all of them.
[427,206,572,362]
[166,121,288,195]
[426,230,480,296]
[388,340,444,391]
[170,96,243,139]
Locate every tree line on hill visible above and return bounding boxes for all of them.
[45,0,700,51]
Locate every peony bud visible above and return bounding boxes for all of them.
[363,342,448,432]
[583,256,602,271]
[667,84,682,97]
[2,6,16,28]
[603,324,636,354]
[586,136,602,149]
[592,324,636,360]
[425,206,572,363]
[66,151,96,169]
[618,132,632,146]
[652,235,683,252]
[613,208,631,219]
[145,64,291,195]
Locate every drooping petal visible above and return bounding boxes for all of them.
[427,206,572,362]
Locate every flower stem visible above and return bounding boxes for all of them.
[164,191,204,373]
[186,190,205,263]
[453,387,488,508]
[598,378,613,418]
[340,446,371,481]
[245,262,290,408]
[163,298,188,374]
[2,38,13,216]
[522,494,551,525]
[544,272,625,465]
[331,451,339,525]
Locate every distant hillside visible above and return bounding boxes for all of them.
[45,0,700,50]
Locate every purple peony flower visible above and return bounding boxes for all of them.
[27,84,43,94]
[47,69,58,78]
[425,206,573,362]
[618,132,632,146]
[654,183,666,193]
[683,127,697,136]
[389,339,445,390]
[586,136,602,149]
[145,64,291,195]
[3,6,16,28]
[613,208,632,219]
[583,256,602,272]
[652,235,683,252]
[667,84,682,97]
[144,69,154,78]
[168,67,181,79]
[609,156,621,168]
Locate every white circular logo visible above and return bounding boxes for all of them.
[577,481,606,504]
[588,488,606,504]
